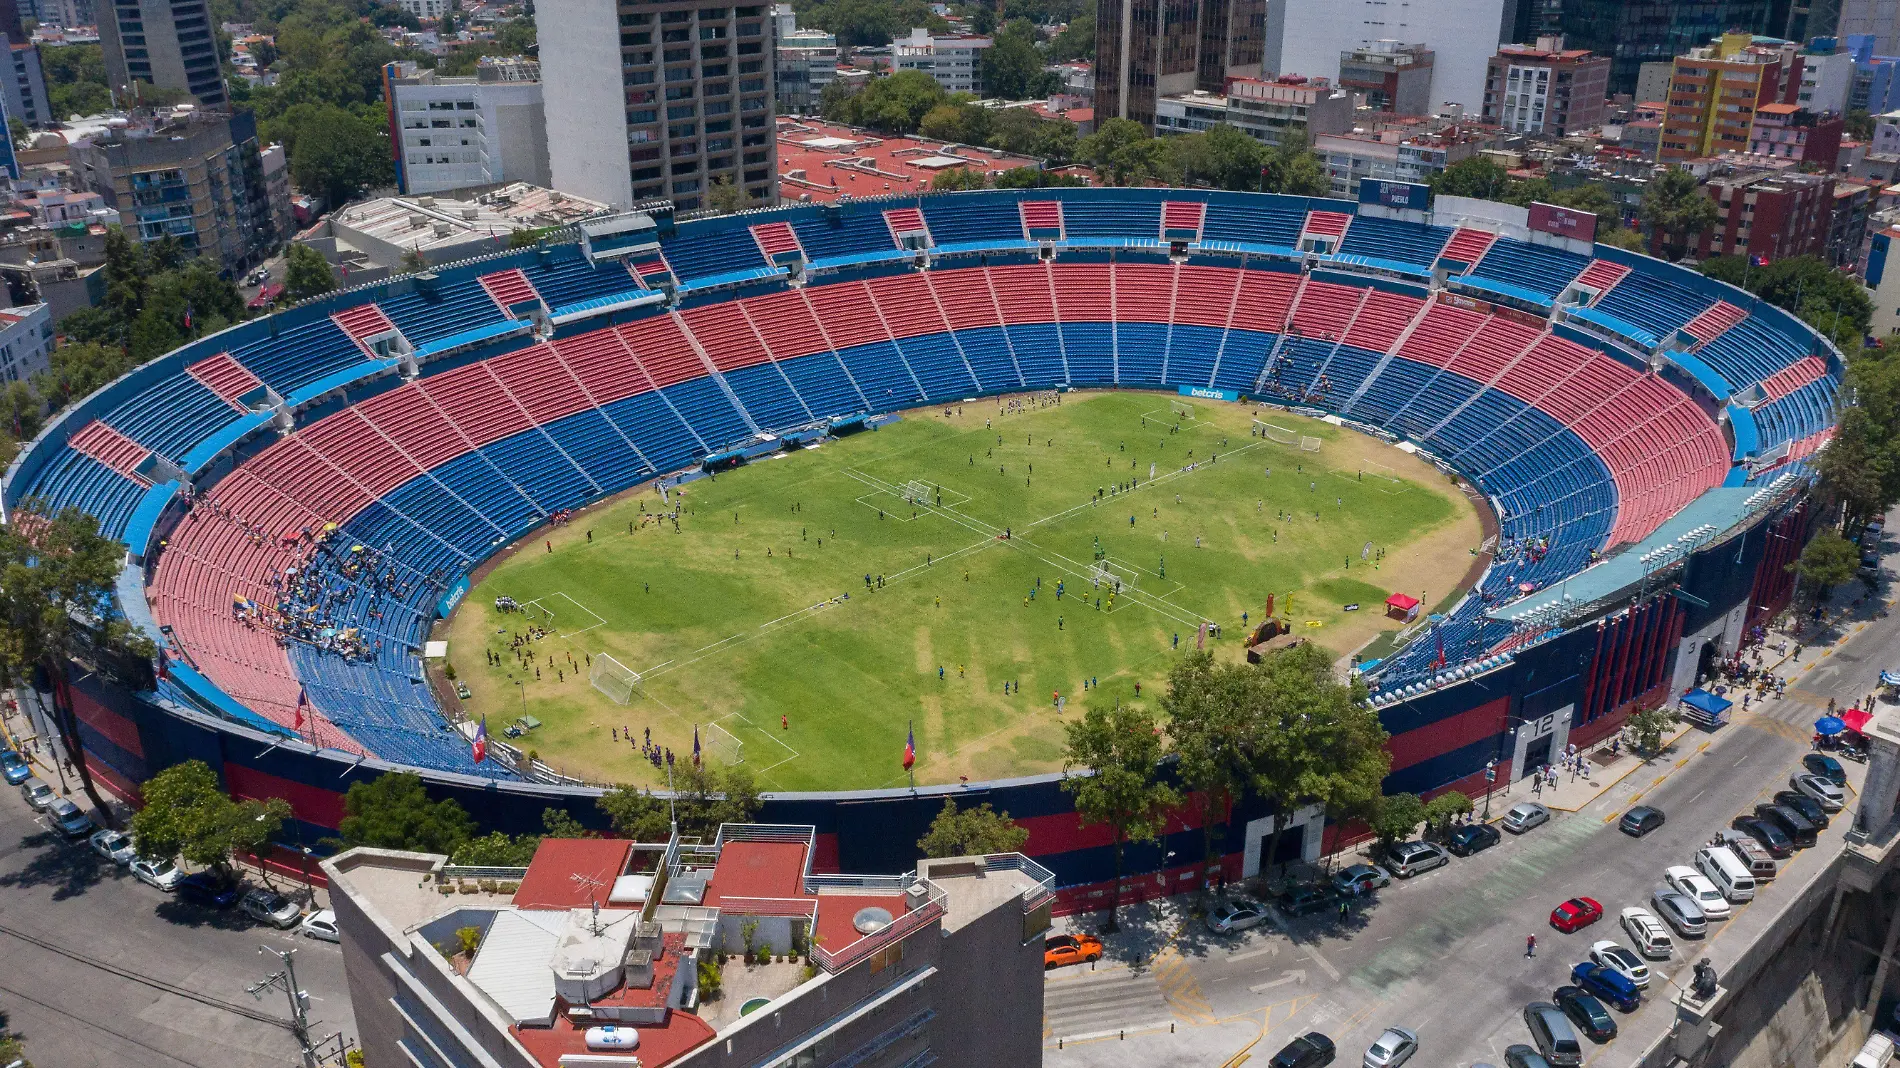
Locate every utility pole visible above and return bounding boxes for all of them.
[251,946,330,1068]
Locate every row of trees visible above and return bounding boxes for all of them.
[1075,119,1330,193]
[1428,156,1647,252]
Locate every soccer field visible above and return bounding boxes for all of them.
[443,392,1483,791]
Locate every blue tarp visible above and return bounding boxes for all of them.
[1680,688,1733,722]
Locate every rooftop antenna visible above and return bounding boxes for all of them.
[570,871,611,932]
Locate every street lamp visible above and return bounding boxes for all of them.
[1482,759,1498,819]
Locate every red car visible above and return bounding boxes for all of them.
[1550,897,1604,933]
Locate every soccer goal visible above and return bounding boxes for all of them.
[1359,459,1400,481]
[900,480,935,506]
[1255,420,1301,445]
[1087,559,1139,593]
[590,653,640,705]
[702,720,744,764]
[1300,436,1323,453]
[1170,400,1196,421]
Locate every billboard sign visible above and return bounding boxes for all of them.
[1358,179,1431,211]
[1527,202,1599,244]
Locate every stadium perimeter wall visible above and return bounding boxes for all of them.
[54,493,1805,910]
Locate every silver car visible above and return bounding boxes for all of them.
[131,856,185,891]
[1387,841,1450,878]
[1205,898,1271,934]
[1651,887,1707,937]
[1502,802,1551,834]
[1791,773,1846,812]
[89,828,136,865]
[20,776,53,810]
[1364,1027,1418,1068]
[241,888,302,929]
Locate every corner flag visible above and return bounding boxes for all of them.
[693,726,702,766]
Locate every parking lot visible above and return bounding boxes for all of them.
[0,776,355,1067]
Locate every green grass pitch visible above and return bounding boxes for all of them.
[444,392,1481,791]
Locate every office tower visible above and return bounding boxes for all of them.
[97,0,228,110]
[1096,0,1265,128]
[1533,0,1774,96]
[1271,0,1517,116]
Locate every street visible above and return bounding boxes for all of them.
[1044,576,1896,1068]
[0,779,355,1068]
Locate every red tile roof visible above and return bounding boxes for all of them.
[703,839,807,906]
[513,839,631,910]
[776,118,1042,203]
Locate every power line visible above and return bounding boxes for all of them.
[0,979,221,1068]
[0,922,292,1028]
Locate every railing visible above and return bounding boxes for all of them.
[976,853,1057,911]
[810,894,946,974]
[711,895,818,919]
[440,865,529,881]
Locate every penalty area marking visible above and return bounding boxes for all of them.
[510,591,608,638]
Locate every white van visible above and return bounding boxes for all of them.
[1695,846,1757,902]
[1850,1031,1895,1068]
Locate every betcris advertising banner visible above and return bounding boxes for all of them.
[1179,385,1239,402]
[437,575,470,618]
[1527,202,1599,244]
[1358,179,1430,211]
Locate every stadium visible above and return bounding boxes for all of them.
[5,186,1837,907]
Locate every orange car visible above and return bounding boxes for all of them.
[1044,933,1104,969]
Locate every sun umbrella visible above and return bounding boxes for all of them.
[1814,715,1846,736]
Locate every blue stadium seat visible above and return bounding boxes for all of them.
[920,199,1024,245]
[103,372,237,461]
[379,279,509,345]
[1337,215,1452,267]
[1467,241,1588,298]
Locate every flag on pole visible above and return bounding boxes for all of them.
[1749,254,1771,267]
[1196,621,1207,650]
[693,726,702,766]
[1433,626,1446,670]
[294,686,308,732]
[472,715,487,763]
[902,724,916,771]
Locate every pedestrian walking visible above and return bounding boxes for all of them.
[1526,935,1537,957]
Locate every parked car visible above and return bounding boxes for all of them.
[1387,841,1450,878]
[1549,897,1604,933]
[177,872,241,909]
[20,776,53,810]
[1851,1032,1896,1068]
[1044,933,1103,969]
[1334,864,1391,896]
[1362,1027,1418,1068]
[1588,940,1651,989]
[1619,907,1674,959]
[300,909,341,943]
[1502,802,1551,834]
[1569,960,1641,1012]
[1445,823,1501,856]
[1723,832,1778,879]
[47,797,91,838]
[1802,753,1847,787]
[1503,1044,1554,1068]
[1278,885,1340,917]
[241,889,302,929]
[1752,802,1817,848]
[0,748,30,785]
[1772,790,1830,829]
[130,856,184,891]
[1730,816,1794,859]
[1553,986,1618,1042]
[1522,1002,1583,1067]
[1650,888,1707,938]
[1207,898,1272,934]
[1791,773,1846,812]
[1618,805,1665,837]
[1663,865,1731,920]
[1269,1032,1336,1068]
[88,828,136,865]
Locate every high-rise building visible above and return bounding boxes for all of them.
[69,107,283,271]
[3,42,47,126]
[1095,0,1265,128]
[1840,0,1900,55]
[1338,41,1435,115]
[384,58,550,196]
[894,27,991,95]
[97,0,228,110]
[537,0,776,212]
[1659,33,1805,162]
[1694,168,1834,260]
[1268,0,1517,116]
[1798,41,1855,113]
[1481,37,1610,135]
[773,5,835,113]
[1532,1,1774,97]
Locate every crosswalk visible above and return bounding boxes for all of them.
[1153,945,1217,1025]
[1043,964,1175,1041]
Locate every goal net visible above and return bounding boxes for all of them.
[1360,459,1399,481]
[590,653,639,705]
[1170,400,1196,420]
[1256,420,1301,445]
[900,480,934,506]
[701,720,744,765]
[1087,559,1138,593]
[1300,436,1323,453]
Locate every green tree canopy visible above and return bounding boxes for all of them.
[1422,790,1472,834]
[1049,13,1093,61]
[824,69,947,133]
[598,784,673,841]
[1640,166,1720,262]
[42,42,111,119]
[283,242,337,305]
[706,177,758,215]
[981,19,1058,98]
[130,759,290,870]
[993,165,1086,188]
[1791,531,1861,602]
[1815,342,1900,526]
[1077,118,1173,186]
[1062,700,1178,930]
[451,830,540,867]
[795,0,948,48]
[337,771,477,855]
[287,104,394,206]
[1698,255,1873,348]
[917,798,1030,857]
[931,166,987,190]
[1366,792,1426,855]
[1431,156,1512,201]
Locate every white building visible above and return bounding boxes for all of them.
[895,27,991,94]
[388,0,448,19]
[1268,0,1515,115]
[774,5,837,114]
[387,58,550,196]
[0,303,53,385]
[1798,48,1855,115]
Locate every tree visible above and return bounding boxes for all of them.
[981,19,1056,99]
[399,247,428,274]
[1077,118,1172,186]
[829,69,947,133]
[1061,701,1179,931]
[130,760,289,871]
[0,499,153,819]
[993,165,1085,188]
[931,166,987,190]
[1244,643,1380,877]
[451,830,539,867]
[282,242,336,304]
[1790,531,1861,604]
[1049,13,1093,61]
[1169,124,1267,192]
[0,1029,26,1068]
[1640,166,1719,262]
[706,177,757,215]
[0,380,43,443]
[1421,790,1472,836]
[1698,255,1872,348]
[336,771,476,855]
[1431,156,1512,202]
[541,807,597,838]
[1161,650,1254,889]
[917,798,1030,857]
[1624,704,1680,756]
[288,105,394,206]
[34,341,137,408]
[672,762,761,837]
[1846,108,1875,141]
[1365,792,1425,858]
[1260,139,1329,197]
[598,783,673,840]
[919,101,990,145]
[41,41,110,119]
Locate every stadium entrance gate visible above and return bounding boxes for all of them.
[1240,803,1324,876]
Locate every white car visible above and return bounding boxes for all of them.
[1663,865,1731,920]
[1364,1027,1418,1068]
[1589,939,1652,989]
[1619,906,1674,960]
[131,856,184,891]
[299,909,340,943]
[88,828,136,865]
[1791,773,1847,812]
[241,888,303,929]
[1502,802,1551,834]
[1204,898,1271,934]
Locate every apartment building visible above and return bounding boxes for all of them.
[1221,74,1354,147]
[323,825,1050,1068]
[894,28,990,94]
[773,6,835,114]
[1315,120,1490,197]
[1481,37,1610,136]
[385,58,550,196]
[97,0,228,110]
[1338,41,1435,115]
[1096,0,1265,128]
[1660,33,1803,162]
[1695,168,1834,260]
[0,302,52,384]
[537,0,776,212]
